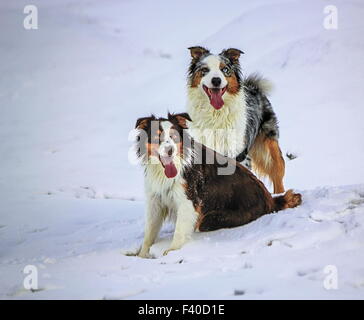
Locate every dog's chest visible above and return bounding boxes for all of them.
[187,93,247,158]
[145,165,187,209]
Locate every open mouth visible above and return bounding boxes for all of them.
[159,155,178,178]
[203,85,227,110]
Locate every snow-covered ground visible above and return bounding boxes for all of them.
[0,0,363,299]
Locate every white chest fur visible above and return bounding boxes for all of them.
[139,161,198,257]
[187,88,247,158]
[144,163,187,215]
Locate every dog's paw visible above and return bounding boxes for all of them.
[163,246,182,256]
[138,252,156,259]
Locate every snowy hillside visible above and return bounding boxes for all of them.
[0,0,363,299]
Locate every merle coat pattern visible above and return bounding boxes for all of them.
[187,46,285,194]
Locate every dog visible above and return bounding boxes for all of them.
[186,46,286,194]
[134,113,301,258]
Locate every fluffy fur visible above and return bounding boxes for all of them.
[186,46,285,194]
[134,113,301,258]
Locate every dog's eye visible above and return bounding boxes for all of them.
[221,67,230,75]
[201,67,209,75]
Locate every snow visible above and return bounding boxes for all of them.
[0,0,363,299]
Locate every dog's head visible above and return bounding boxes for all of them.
[135,113,192,179]
[187,46,244,110]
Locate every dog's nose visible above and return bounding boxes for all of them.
[211,77,221,87]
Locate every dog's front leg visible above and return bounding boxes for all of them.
[163,199,197,256]
[138,195,165,258]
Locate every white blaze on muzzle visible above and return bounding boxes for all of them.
[200,55,228,109]
[158,121,178,178]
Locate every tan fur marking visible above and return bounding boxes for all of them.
[190,71,203,88]
[219,62,239,95]
[226,74,239,95]
[249,134,285,194]
[282,190,302,209]
[136,119,149,130]
[146,143,159,157]
[193,205,204,231]
[176,141,183,157]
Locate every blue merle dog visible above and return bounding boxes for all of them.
[186,46,285,194]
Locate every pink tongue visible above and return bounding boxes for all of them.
[164,162,178,178]
[210,90,224,109]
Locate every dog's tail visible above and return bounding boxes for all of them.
[244,73,273,96]
[273,189,302,212]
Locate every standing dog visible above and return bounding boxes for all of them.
[187,46,285,194]
[134,113,301,258]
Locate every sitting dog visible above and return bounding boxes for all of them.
[134,113,301,257]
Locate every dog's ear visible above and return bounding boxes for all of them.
[220,48,244,63]
[168,112,192,129]
[188,46,210,60]
[135,115,155,130]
